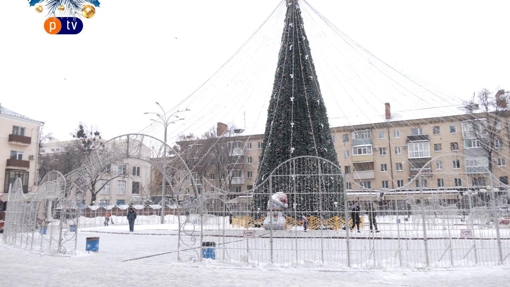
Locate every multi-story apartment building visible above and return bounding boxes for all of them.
[0,105,43,210]
[175,111,510,203]
[40,138,153,206]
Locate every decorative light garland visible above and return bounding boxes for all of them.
[29,0,100,19]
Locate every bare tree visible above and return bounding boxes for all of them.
[177,124,245,195]
[40,124,129,205]
[463,88,509,172]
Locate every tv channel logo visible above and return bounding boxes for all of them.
[44,17,84,35]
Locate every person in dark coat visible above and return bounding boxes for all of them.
[367,203,380,233]
[350,203,361,233]
[127,208,137,232]
[302,216,309,232]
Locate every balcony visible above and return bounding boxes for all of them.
[229,148,244,156]
[6,159,30,169]
[409,168,432,177]
[406,135,429,142]
[231,177,245,185]
[352,154,374,163]
[8,134,31,146]
[353,170,375,180]
[466,166,489,174]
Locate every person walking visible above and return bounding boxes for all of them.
[104,212,110,226]
[368,203,380,233]
[127,208,137,232]
[350,203,361,233]
[302,216,309,232]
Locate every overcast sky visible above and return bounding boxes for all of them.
[1,0,509,142]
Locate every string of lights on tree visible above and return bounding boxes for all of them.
[29,0,100,18]
[254,0,343,216]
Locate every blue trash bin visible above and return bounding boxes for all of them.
[202,242,216,259]
[86,237,99,252]
[70,225,77,232]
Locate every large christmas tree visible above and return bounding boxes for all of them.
[254,0,342,216]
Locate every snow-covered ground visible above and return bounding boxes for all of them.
[1,222,509,287]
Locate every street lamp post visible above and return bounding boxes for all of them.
[145,103,189,224]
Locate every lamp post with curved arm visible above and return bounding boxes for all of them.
[145,103,189,224]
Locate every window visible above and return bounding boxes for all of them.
[257,142,262,149]
[500,176,508,185]
[436,161,443,170]
[416,179,427,187]
[411,127,423,136]
[247,185,253,190]
[378,131,385,139]
[331,135,336,142]
[453,160,461,169]
[434,143,442,152]
[209,173,215,180]
[247,142,252,150]
[40,149,46,153]
[449,125,457,133]
[382,180,389,189]
[117,180,126,194]
[231,170,242,179]
[247,171,253,179]
[495,139,502,149]
[472,177,486,187]
[344,166,351,174]
[247,157,253,164]
[394,146,402,155]
[360,181,371,189]
[379,147,386,156]
[132,182,140,194]
[354,130,371,139]
[346,182,352,189]
[454,178,462,187]
[99,199,110,207]
[450,142,459,151]
[464,139,482,149]
[380,164,387,172]
[342,134,349,142]
[397,180,404,187]
[396,163,403,171]
[132,166,140,176]
[5,170,29,192]
[408,142,431,158]
[12,126,25,136]
[344,150,350,158]
[352,145,372,155]
[393,130,400,138]
[498,158,506,166]
[100,182,110,194]
[105,164,111,174]
[192,172,201,182]
[10,150,23,160]
[234,186,242,193]
[437,178,444,187]
[118,165,126,175]
[433,126,440,135]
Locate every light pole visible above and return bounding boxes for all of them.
[145,103,189,224]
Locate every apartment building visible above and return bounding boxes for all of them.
[0,105,44,210]
[176,112,510,198]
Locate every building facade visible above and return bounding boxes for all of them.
[40,138,153,207]
[176,112,510,201]
[0,105,43,209]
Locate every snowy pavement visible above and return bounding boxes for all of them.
[1,224,509,287]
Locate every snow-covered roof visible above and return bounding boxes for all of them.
[0,104,42,124]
